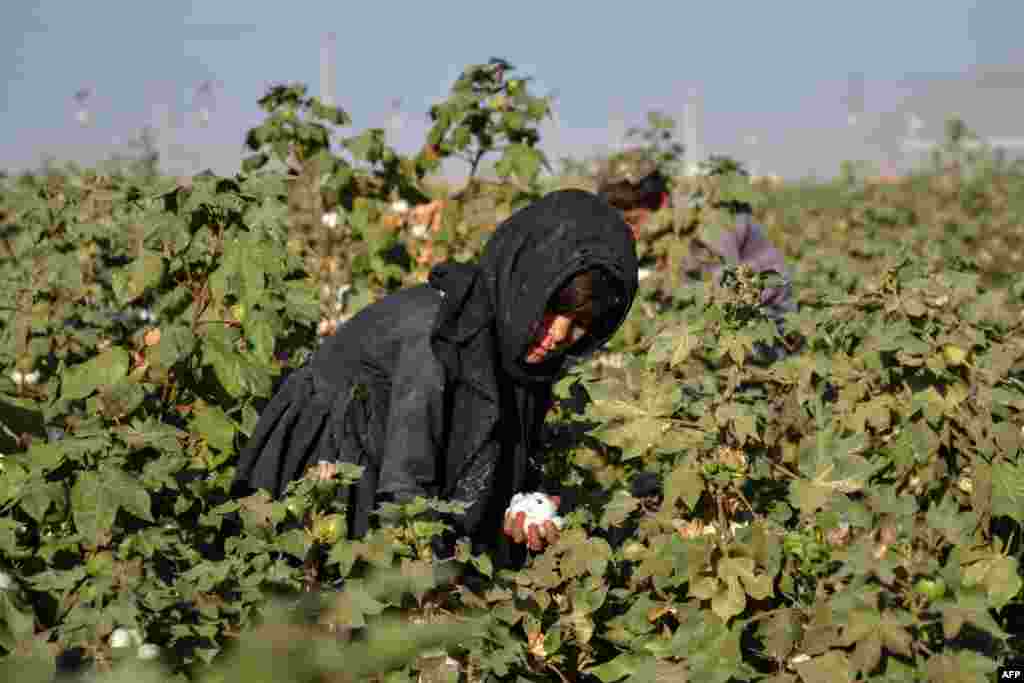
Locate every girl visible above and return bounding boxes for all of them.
[232,189,638,565]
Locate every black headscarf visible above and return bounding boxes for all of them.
[425,189,638,501]
[429,189,637,377]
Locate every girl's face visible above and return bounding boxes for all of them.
[620,207,652,240]
[524,312,590,364]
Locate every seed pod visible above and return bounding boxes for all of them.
[943,344,968,366]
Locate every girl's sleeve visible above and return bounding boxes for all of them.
[447,440,501,536]
[376,336,447,502]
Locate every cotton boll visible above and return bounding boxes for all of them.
[137,643,160,660]
[507,492,564,530]
[391,200,410,214]
[410,223,430,239]
[9,371,23,385]
[0,571,14,591]
[24,371,40,385]
[322,212,340,229]
[335,283,352,307]
[110,627,142,649]
[637,268,653,282]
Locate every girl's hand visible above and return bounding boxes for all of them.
[503,495,561,551]
[312,461,338,481]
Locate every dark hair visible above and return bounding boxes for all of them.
[597,172,669,212]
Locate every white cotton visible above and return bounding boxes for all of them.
[110,627,142,649]
[9,371,23,385]
[24,371,40,386]
[322,212,339,229]
[137,643,160,660]
[335,283,352,307]
[637,268,653,282]
[410,223,430,239]
[507,492,564,530]
[391,200,410,214]
[0,571,14,591]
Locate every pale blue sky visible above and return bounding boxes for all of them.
[3,2,1022,179]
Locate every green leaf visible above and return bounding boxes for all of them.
[792,650,854,683]
[926,495,979,544]
[329,580,387,628]
[991,460,1024,523]
[111,250,165,304]
[276,528,312,560]
[0,592,35,651]
[664,462,705,511]
[469,552,493,578]
[937,591,1008,640]
[99,379,146,420]
[0,632,55,681]
[600,490,640,528]
[587,654,640,683]
[71,471,120,540]
[241,153,269,173]
[71,468,153,538]
[497,143,541,185]
[452,126,472,151]
[201,325,273,398]
[923,651,999,683]
[17,481,61,523]
[24,441,64,473]
[192,402,238,454]
[62,347,131,401]
[282,279,321,325]
[245,308,279,363]
[153,324,196,369]
[719,556,774,601]
[966,555,1022,610]
[709,577,746,622]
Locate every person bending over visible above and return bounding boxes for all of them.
[232,189,638,567]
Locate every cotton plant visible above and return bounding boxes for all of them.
[109,627,160,661]
[9,370,41,386]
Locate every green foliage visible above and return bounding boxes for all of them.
[242,81,429,209]
[699,154,750,178]
[425,58,551,188]
[625,110,687,178]
[1,80,1023,683]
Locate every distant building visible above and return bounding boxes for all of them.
[886,65,1024,166]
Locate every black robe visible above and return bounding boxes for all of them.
[232,189,639,562]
